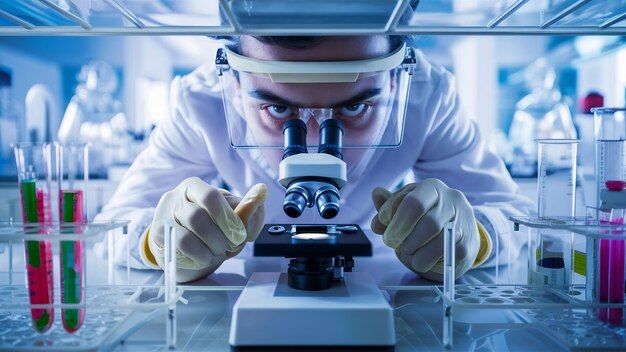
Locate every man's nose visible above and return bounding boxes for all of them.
[306,117,320,131]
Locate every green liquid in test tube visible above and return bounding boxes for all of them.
[60,190,85,333]
[20,177,54,333]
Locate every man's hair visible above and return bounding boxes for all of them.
[215,35,416,55]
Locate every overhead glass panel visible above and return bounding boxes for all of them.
[555,1,626,28]
[0,0,623,34]
[223,0,401,32]
[402,0,491,27]
[497,0,621,28]
[0,0,83,27]
[88,0,225,28]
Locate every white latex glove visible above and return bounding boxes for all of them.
[144,177,267,283]
[371,178,481,281]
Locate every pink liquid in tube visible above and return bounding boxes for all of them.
[598,210,625,325]
[20,180,54,333]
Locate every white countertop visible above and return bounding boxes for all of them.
[109,229,571,352]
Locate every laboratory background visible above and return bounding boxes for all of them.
[0,0,625,351]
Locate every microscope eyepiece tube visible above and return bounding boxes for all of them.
[318,119,344,160]
[282,119,308,159]
[283,185,310,218]
[315,185,340,219]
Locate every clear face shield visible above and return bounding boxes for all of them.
[216,43,416,151]
[216,42,416,219]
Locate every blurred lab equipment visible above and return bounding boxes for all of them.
[508,61,577,177]
[0,68,24,177]
[576,92,605,207]
[58,60,129,178]
[530,139,578,286]
[25,84,55,144]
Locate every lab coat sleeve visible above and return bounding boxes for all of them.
[412,71,536,267]
[94,75,219,269]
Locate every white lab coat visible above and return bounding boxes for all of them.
[96,49,536,270]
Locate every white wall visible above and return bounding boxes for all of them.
[123,37,174,132]
[0,44,63,139]
[450,37,498,136]
[576,47,626,107]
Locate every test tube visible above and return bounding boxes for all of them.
[593,108,626,209]
[55,142,89,333]
[592,107,626,325]
[531,139,578,286]
[12,142,54,333]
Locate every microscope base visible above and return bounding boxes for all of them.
[229,272,395,347]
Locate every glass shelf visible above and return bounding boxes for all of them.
[0,0,623,35]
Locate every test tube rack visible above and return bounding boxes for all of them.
[0,220,181,351]
[439,217,626,350]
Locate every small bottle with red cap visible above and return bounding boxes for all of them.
[599,180,626,222]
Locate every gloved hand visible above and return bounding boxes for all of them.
[141,177,267,283]
[371,178,491,281]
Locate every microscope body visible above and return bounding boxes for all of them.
[279,153,346,219]
[279,118,346,219]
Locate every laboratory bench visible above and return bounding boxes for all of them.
[1,217,623,351]
[108,230,574,352]
[0,177,604,352]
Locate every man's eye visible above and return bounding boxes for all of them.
[266,105,293,119]
[338,104,367,118]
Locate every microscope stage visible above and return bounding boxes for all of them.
[229,272,395,347]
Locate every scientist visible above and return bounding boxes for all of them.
[97,35,534,283]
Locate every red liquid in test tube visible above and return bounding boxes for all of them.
[598,180,625,325]
[20,179,54,333]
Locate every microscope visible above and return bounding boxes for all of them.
[229,117,394,348]
[279,117,345,219]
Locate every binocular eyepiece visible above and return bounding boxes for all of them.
[281,119,344,219]
[282,119,343,160]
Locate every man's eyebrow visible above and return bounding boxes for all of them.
[247,88,383,108]
[247,90,298,107]
[331,88,382,107]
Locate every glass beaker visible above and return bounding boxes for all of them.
[592,107,626,325]
[12,142,54,332]
[536,139,579,219]
[593,107,626,209]
[530,139,578,287]
[54,142,89,333]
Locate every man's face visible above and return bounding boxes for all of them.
[235,36,397,171]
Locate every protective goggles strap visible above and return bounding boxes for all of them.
[216,43,415,83]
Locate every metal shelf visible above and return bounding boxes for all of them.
[0,0,623,35]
